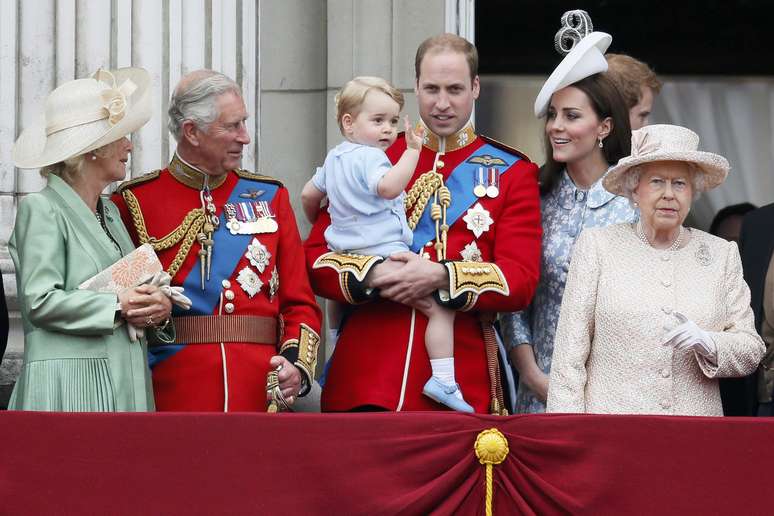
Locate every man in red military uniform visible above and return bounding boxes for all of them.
[113,70,321,412]
[305,34,541,413]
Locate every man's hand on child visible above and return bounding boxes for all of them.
[404,116,424,151]
[372,252,448,304]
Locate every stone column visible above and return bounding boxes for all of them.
[0,0,472,408]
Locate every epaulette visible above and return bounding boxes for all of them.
[235,169,284,188]
[116,170,161,192]
[480,135,532,163]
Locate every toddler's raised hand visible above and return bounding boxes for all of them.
[404,116,425,151]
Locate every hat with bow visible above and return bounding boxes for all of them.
[603,124,730,197]
[13,67,151,168]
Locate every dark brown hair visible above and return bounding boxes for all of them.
[415,33,478,83]
[539,73,632,195]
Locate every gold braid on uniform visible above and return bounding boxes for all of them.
[404,171,451,260]
[404,171,442,230]
[122,189,206,278]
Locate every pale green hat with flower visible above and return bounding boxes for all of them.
[13,67,151,169]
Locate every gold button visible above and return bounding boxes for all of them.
[436,160,445,169]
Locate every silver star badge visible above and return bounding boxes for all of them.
[269,266,279,301]
[245,238,271,273]
[460,241,483,262]
[462,202,493,238]
[236,267,263,298]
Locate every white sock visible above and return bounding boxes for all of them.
[430,358,462,400]
[327,328,339,349]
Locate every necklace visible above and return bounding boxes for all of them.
[95,205,121,252]
[636,221,684,252]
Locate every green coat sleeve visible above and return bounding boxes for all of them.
[11,194,118,336]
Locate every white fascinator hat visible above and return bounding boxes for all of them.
[13,67,151,169]
[534,10,612,118]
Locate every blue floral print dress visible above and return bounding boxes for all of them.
[501,169,639,413]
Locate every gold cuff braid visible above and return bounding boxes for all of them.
[121,189,205,278]
[444,261,509,300]
[279,323,320,395]
[312,252,381,282]
[295,323,320,383]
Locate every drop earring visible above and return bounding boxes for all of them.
[598,137,604,149]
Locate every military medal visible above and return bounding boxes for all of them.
[460,241,483,262]
[486,167,500,198]
[225,200,278,235]
[236,266,263,297]
[473,167,487,197]
[463,202,493,238]
[268,266,279,301]
[246,238,271,273]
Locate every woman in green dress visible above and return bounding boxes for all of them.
[8,67,172,411]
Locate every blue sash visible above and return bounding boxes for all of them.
[409,143,520,252]
[148,179,279,367]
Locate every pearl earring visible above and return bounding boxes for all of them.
[598,137,604,149]
[90,154,97,161]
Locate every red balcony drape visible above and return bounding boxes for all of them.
[1,412,770,515]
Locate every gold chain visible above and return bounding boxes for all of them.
[122,189,207,278]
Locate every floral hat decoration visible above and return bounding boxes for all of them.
[534,9,612,118]
[13,67,151,169]
[603,124,730,197]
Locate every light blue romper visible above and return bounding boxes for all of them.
[313,141,413,257]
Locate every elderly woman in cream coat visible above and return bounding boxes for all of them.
[547,124,764,416]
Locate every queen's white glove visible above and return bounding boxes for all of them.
[661,311,717,361]
[128,272,192,341]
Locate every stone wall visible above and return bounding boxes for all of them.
[0,0,473,407]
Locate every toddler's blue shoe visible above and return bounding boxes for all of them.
[422,377,474,413]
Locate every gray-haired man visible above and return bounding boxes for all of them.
[112,70,321,412]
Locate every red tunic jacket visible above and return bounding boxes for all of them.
[306,126,541,412]
[112,156,321,411]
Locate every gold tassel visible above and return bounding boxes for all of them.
[474,428,509,516]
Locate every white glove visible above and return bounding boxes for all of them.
[128,272,192,341]
[661,311,717,361]
[152,271,193,311]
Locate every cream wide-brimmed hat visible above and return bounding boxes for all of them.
[13,67,151,169]
[534,10,611,118]
[603,124,730,197]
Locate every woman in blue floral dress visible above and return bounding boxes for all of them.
[501,19,639,413]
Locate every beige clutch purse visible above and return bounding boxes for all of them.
[78,243,163,293]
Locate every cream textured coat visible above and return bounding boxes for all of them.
[547,224,765,416]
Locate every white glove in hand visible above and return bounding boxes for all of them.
[127,272,192,341]
[661,311,717,361]
[152,271,193,311]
